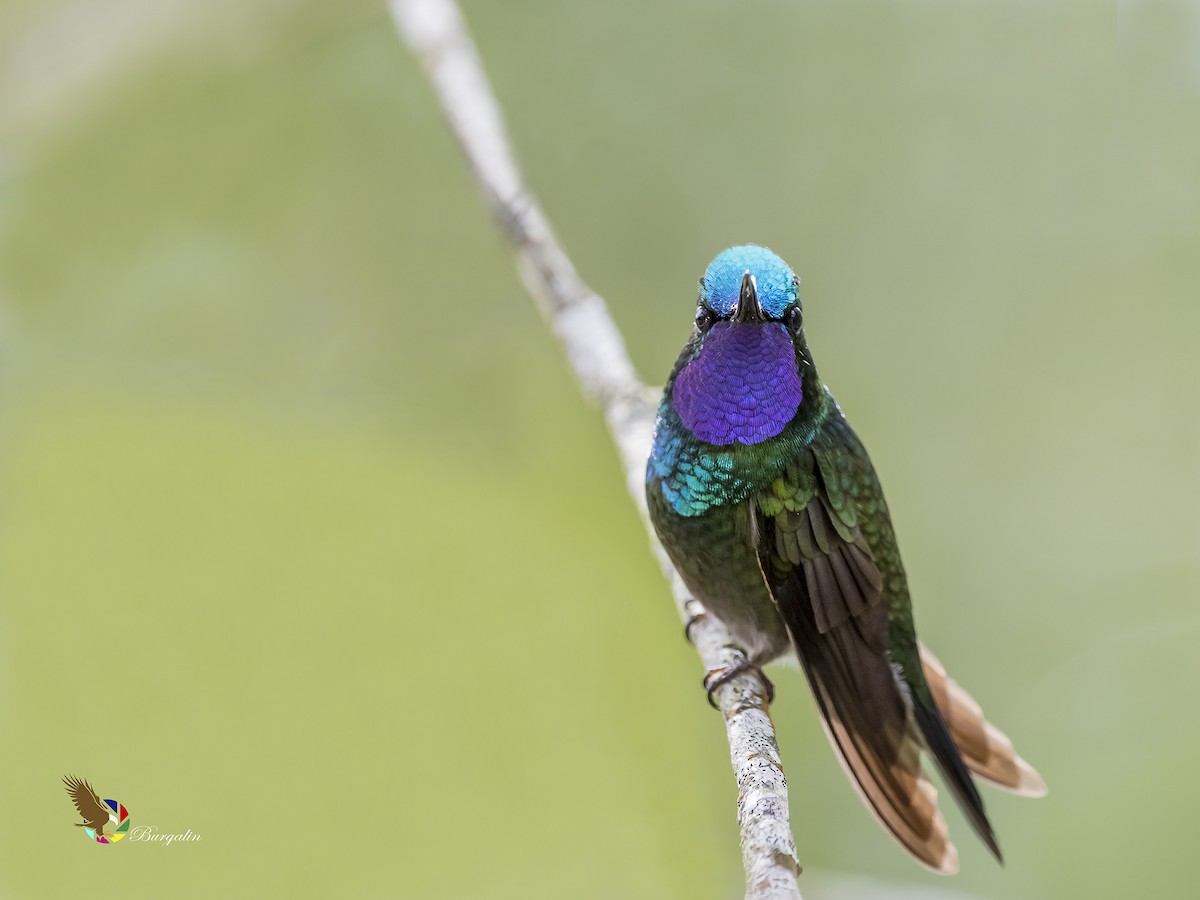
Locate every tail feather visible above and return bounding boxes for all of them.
[920,643,1048,798]
[911,697,1003,863]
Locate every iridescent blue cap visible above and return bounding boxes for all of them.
[700,245,798,319]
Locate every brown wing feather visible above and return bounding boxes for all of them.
[783,501,882,637]
[63,776,110,829]
[800,609,958,873]
[759,496,958,873]
[920,644,1048,797]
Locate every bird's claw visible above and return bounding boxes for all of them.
[703,660,775,709]
[683,609,708,646]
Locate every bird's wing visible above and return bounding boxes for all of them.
[816,417,1005,864]
[920,643,1047,797]
[63,776,110,827]
[752,446,959,873]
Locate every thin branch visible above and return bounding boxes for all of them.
[389,1,802,897]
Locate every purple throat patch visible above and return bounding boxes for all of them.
[673,322,803,446]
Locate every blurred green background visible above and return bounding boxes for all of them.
[1,1,1197,898]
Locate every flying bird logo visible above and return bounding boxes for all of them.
[63,776,131,844]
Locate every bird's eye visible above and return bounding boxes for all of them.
[695,308,715,331]
[785,305,803,334]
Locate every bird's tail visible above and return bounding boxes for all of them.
[920,644,1047,797]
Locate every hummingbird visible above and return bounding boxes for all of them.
[645,245,1045,873]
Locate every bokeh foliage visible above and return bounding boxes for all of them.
[0,1,1197,898]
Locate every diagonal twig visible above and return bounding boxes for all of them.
[389,1,803,896]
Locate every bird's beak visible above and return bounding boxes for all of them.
[732,270,766,324]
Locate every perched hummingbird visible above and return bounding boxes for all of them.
[646,245,1045,873]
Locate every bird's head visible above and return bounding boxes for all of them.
[671,245,811,447]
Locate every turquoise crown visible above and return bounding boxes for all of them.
[700,245,798,319]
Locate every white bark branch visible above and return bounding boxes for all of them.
[389,2,802,896]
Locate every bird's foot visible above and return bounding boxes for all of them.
[703,659,774,709]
